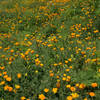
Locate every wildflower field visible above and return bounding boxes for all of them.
[0,0,100,100]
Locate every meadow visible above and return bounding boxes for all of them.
[0,0,100,100]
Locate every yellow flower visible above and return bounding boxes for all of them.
[56,75,59,79]
[15,85,20,89]
[52,88,58,94]
[91,83,98,88]
[31,50,34,54]
[65,60,68,64]
[10,49,14,53]
[40,63,44,67]
[54,63,58,67]
[0,46,2,49]
[69,66,72,69]
[50,73,54,77]
[0,73,2,76]
[6,77,11,81]
[68,58,72,62]
[19,20,22,23]
[59,62,62,65]
[60,47,64,51]
[39,94,45,100]
[98,69,100,72]
[66,69,70,72]
[79,83,85,89]
[3,75,8,79]
[71,32,75,37]
[66,96,73,100]
[14,42,19,46]
[4,85,9,91]
[48,44,53,47]
[75,83,79,87]
[63,74,66,76]
[21,53,25,59]
[8,86,13,92]
[94,30,99,33]
[25,51,29,55]
[66,84,71,88]
[17,73,21,78]
[81,51,85,55]
[71,93,79,98]
[35,70,38,73]
[53,47,57,51]
[62,77,66,81]
[3,71,7,75]
[70,87,76,92]
[0,81,5,85]
[36,54,39,57]
[44,88,49,93]
[20,96,26,100]
[84,98,88,100]
[89,92,95,97]
[9,61,12,64]
[67,76,71,80]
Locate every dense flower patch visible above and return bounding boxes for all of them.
[0,0,100,100]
